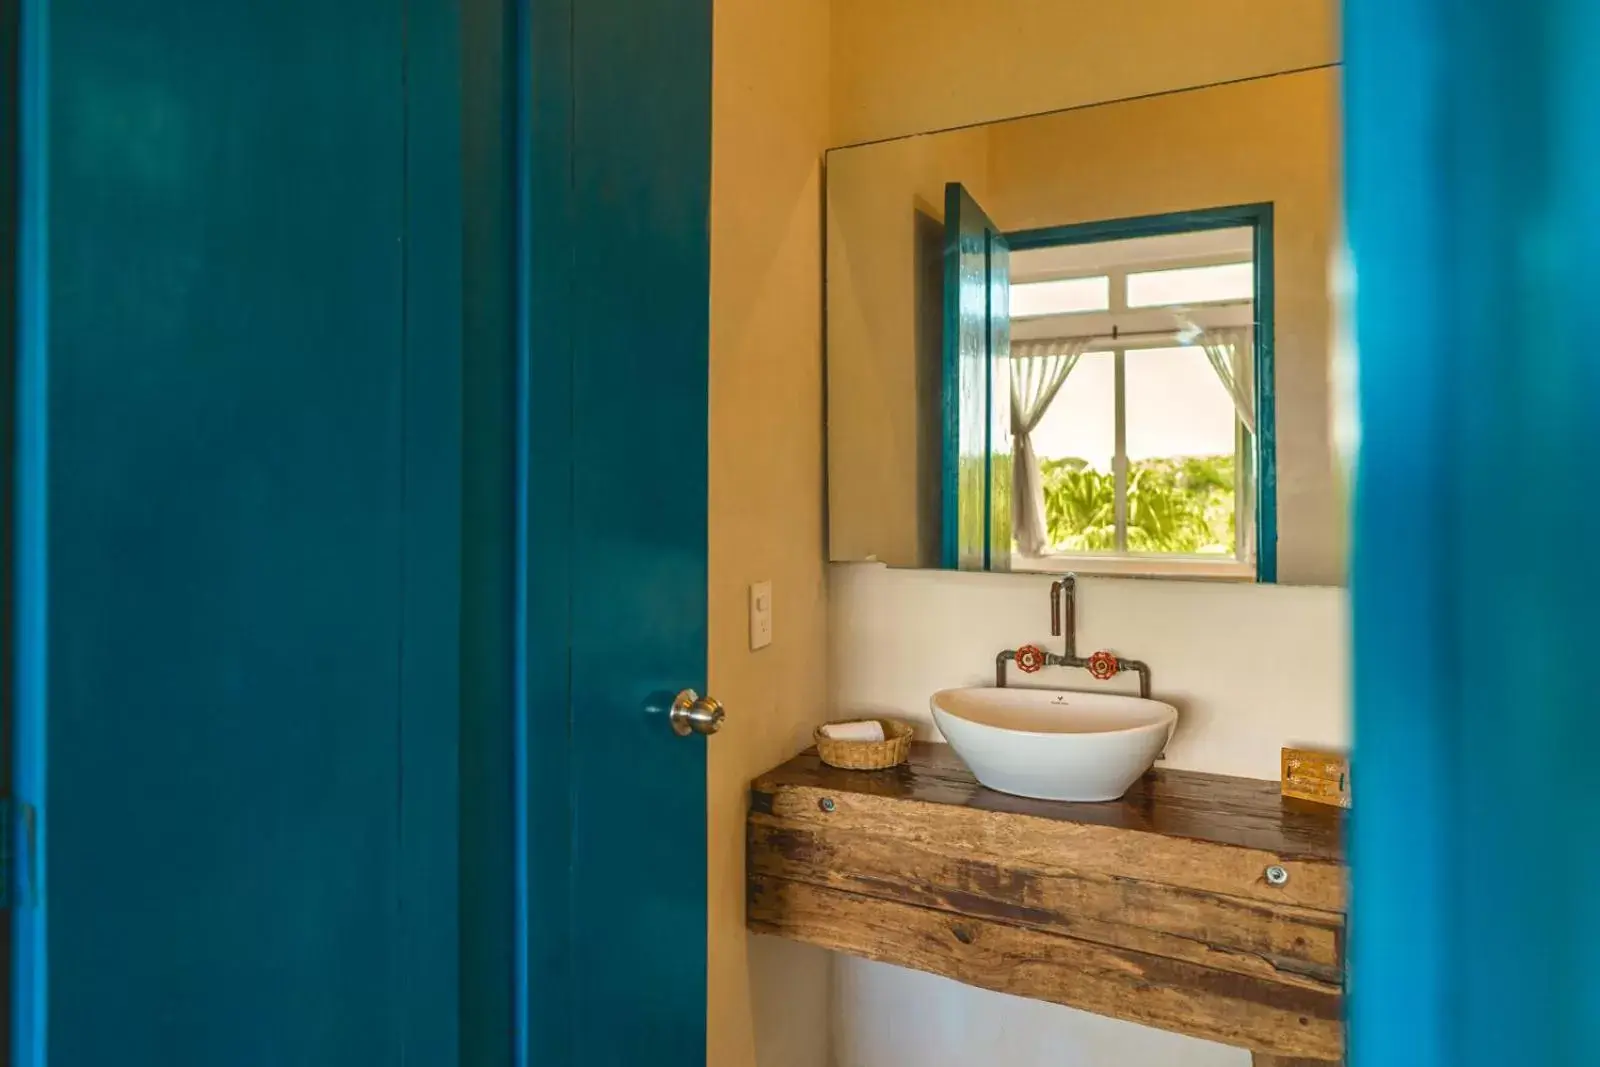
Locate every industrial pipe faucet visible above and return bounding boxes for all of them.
[993,574,1153,698]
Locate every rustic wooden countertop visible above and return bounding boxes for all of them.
[748,742,1347,1065]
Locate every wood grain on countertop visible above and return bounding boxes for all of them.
[749,742,1346,1064]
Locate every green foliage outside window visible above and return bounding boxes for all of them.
[1040,455,1236,555]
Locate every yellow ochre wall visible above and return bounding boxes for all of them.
[705,0,834,1066]
[830,0,1339,146]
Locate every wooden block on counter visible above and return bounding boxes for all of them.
[1281,747,1351,810]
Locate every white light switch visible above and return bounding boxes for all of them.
[749,580,773,651]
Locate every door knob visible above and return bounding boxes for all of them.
[669,689,725,737]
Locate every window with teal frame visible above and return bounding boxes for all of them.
[952,204,1277,582]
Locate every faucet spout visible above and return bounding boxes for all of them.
[1050,575,1077,661]
[994,572,1153,699]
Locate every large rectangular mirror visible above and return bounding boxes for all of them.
[826,68,1343,585]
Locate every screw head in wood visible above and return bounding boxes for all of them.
[1265,864,1289,886]
[819,797,836,813]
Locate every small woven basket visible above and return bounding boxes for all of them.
[814,718,914,770]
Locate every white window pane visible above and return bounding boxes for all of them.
[1029,352,1115,552]
[1126,262,1253,308]
[1124,346,1240,556]
[1011,276,1110,318]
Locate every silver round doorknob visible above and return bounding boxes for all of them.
[670,689,725,737]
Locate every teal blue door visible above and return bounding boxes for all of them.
[10,0,714,1064]
[943,183,1013,571]
[1346,2,1600,1065]
[512,0,712,1062]
[10,1,464,1063]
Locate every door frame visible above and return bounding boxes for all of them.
[0,0,17,1055]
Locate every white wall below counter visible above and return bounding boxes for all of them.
[834,963,1246,1067]
[825,561,1350,1067]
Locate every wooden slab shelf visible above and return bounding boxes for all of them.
[748,743,1347,1065]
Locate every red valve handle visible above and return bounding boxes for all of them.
[1087,650,1119,681]
[1015,645,1047,674]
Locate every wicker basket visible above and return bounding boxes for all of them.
[814,718,914,770]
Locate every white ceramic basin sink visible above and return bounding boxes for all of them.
[929,687,1178,802]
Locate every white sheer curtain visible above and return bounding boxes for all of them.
[1199,326,1257,434]
[1010,339,1089,557]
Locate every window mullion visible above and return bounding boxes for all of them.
[1236,422,1251,563]
[1114,348,1128,553]
[1112,268,1129,555]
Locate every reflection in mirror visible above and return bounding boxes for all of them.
[1005,219,1264,579]
[826,68,1343,585]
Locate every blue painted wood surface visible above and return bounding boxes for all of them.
[560,0,711,1061]
[459,1,523,1063]
[0,4,16,1048]
[467,0,714,1063]
[944,183,1010,570]
[12,1,461,1063]
[519,0,576,1063]
[10,1,713,1063]
[398,1,465,1061]
[1347,2,1600,1064]
[1249,207,1277,584]
[458,3,714,1060]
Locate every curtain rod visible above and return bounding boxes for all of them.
[1014,323,1252,347]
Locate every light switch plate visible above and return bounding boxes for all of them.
[749,580,773,651]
